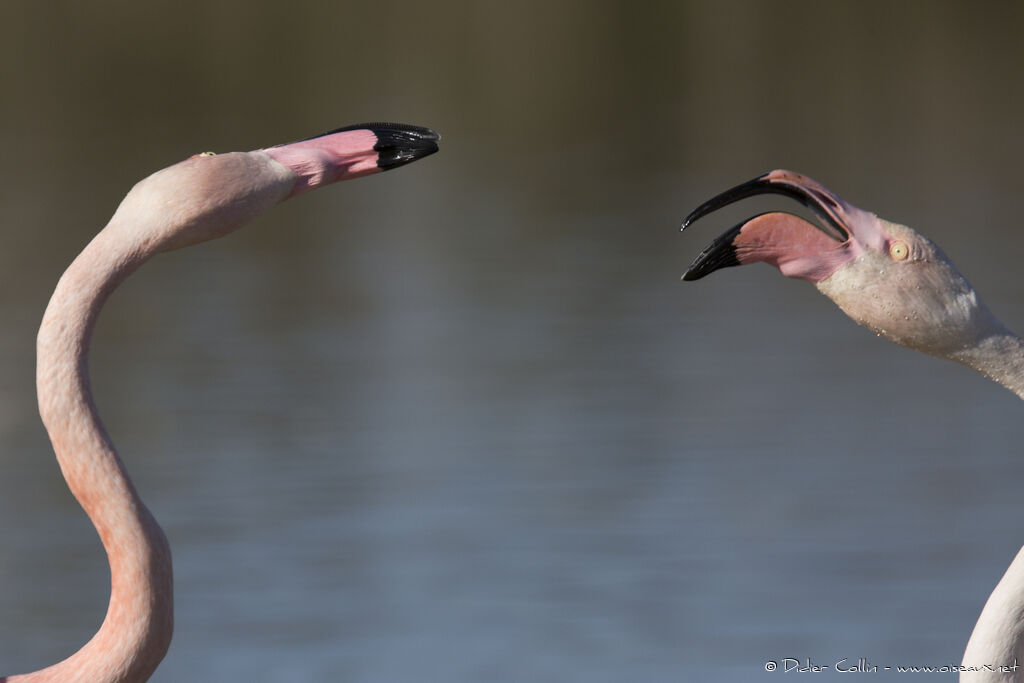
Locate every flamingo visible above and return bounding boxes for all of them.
[5,123,439,683]
[681,170,1024,681]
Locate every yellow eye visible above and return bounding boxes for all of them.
[889,241,909,260]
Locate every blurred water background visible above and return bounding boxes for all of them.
[1,1,1023,681]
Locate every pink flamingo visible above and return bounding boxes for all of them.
[682,170,1024,681]
[4,123,438,683]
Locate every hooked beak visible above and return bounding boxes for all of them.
[311,122,441,171]
[680,170,873,282]
[263,123,440,198]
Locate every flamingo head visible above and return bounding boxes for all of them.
[111,123,439,253]
[681,170,1004,358]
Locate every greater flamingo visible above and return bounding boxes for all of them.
[682,170,1023,681]
[5,123,438,683]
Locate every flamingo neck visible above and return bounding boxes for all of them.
[949,332,1024,401]
[7,225,172,682]
[961,545,1024,680]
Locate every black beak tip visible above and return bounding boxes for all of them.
[680,223,744,282]
[366,123,441,170]
[305,122,440,170]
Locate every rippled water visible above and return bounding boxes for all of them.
[1,2,1023,681]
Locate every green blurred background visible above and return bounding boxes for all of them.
[1,1,1022,681]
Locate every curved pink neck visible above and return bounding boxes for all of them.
[962,545,1024,677]
[5,226,172,683]
[950,332,1024,401]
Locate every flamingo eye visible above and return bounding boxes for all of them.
[889,241,909,260]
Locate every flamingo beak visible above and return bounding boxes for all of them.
[263,123,440,198]
[309,123,440,170]
[680,170,861,281]
[680,218,748,281]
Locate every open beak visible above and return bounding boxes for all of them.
[680,170,866,282]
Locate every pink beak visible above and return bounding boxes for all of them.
[681,170,886,283]
[263,122,440,198]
